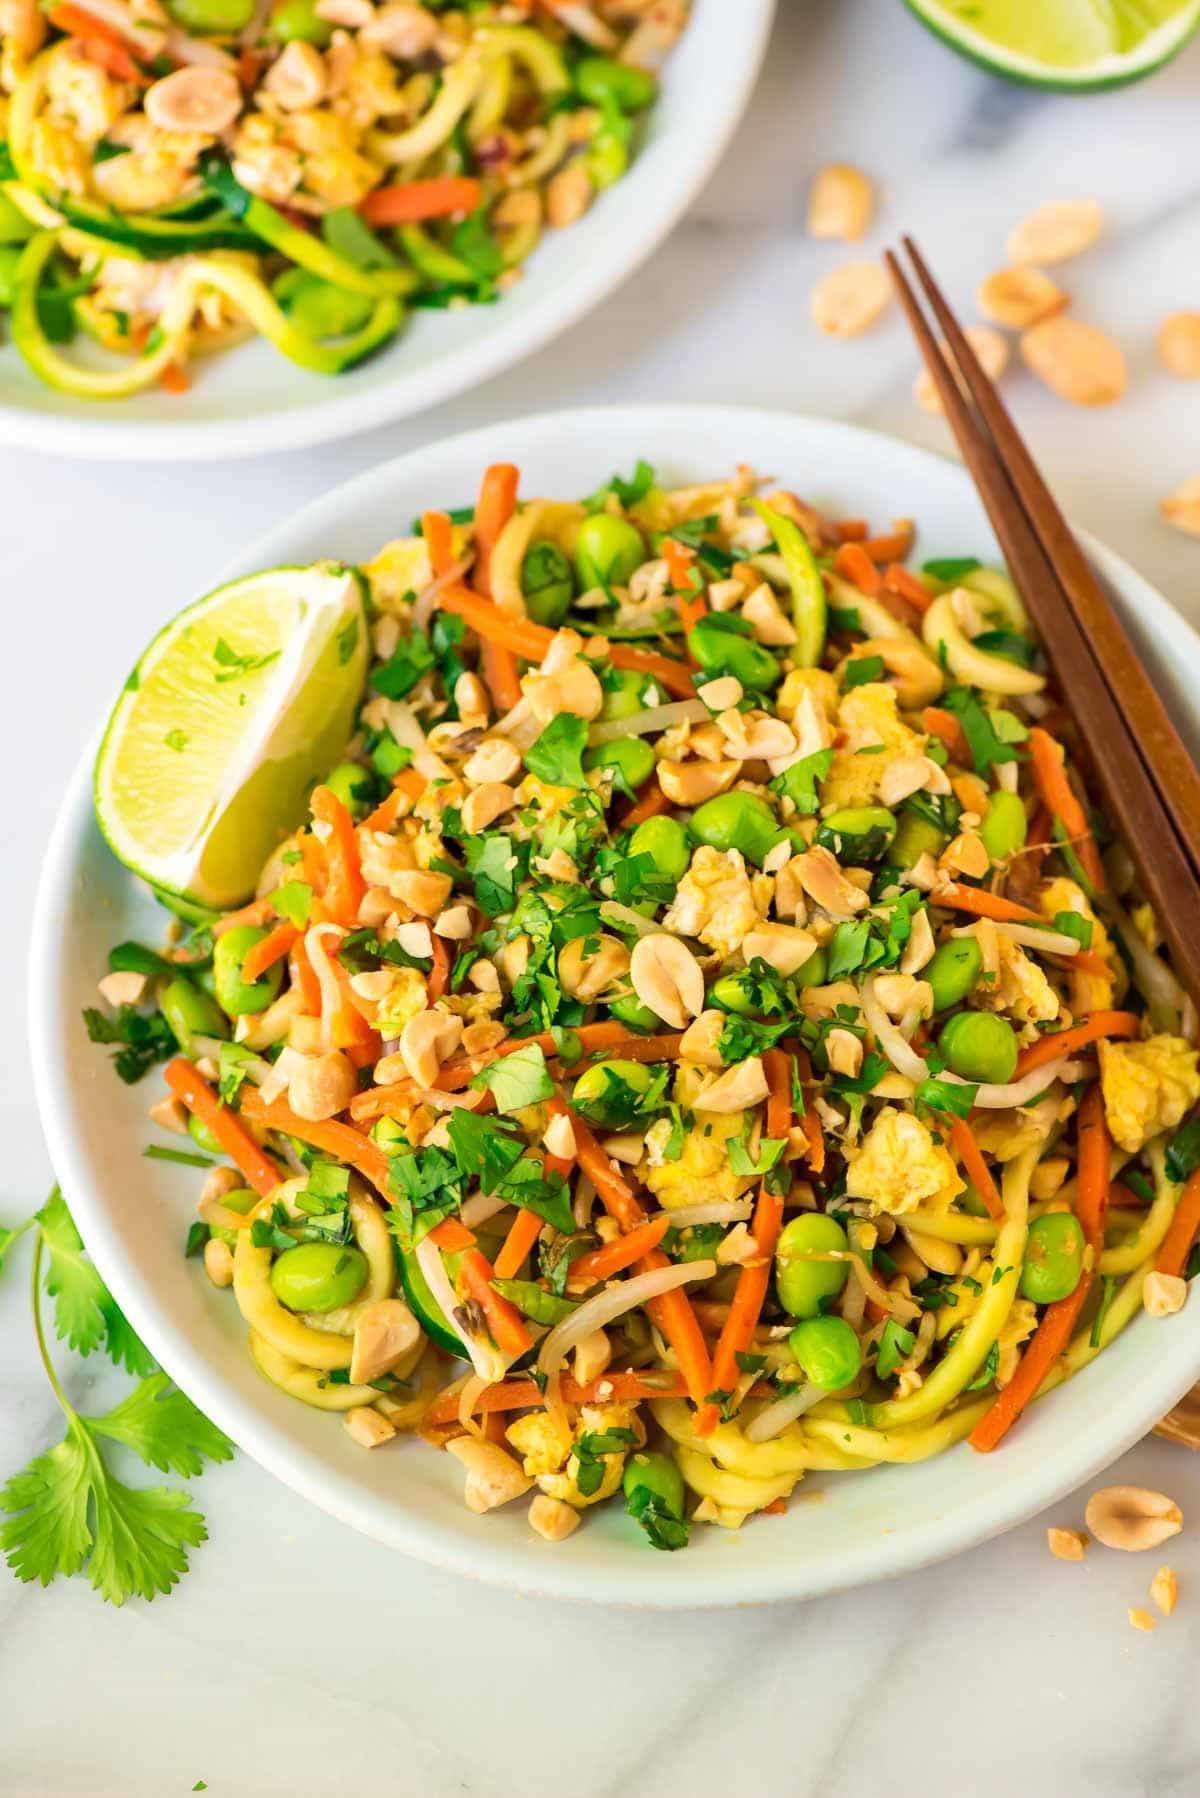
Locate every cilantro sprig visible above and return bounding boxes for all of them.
[1,1191,232,1606]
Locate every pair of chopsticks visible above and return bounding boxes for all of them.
[887,238,1200,1008]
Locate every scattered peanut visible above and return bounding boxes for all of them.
[1160,475,1200,538]
[810,260,892,338]
[1157,312,1200,380]
[287,1048,357,1121]
[144,67,243,135]
[445,1436,533,1512]
[558,933,630,1002]
[349,1299,420,1386]
[657,759,740,805]
[693,1056,771,1113]
[463,737,521,784]
[807,162,874,243]
[203,1237,235,1289]
[1046,1526,1087,1562]
[398,1008,463,1087]
[546,163,592,230]
[630,933,705,1028]
[343,1406,397,1449]
[1006,199,1103,266]
[1150,1564,1179,1616]
[1144,1271,1188,1318]
[1128,1607,1157,1634]
[263,39,327,109]
[977,265,1068,331]
[1020,316,1127,407]
[1084,1485,1183,1553]
[697,675,743,711]
[529,1493,582,1541]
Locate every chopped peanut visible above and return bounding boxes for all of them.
[1046,1526,1087,1562]
[1150,1565,1179,1617]
[807,162,874,242]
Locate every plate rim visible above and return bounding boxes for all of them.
[30,403,1200,1607]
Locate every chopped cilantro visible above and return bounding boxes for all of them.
[107,941,176,977]
[625,1483,690,1551]
[268,880,312,928]
[922,556,981,583]
[473,1042,554,1114]
[525,713,589,788]
[465,833,525,916]
[843,654,886,689]
[573,1427,637,1497]
[83,1004,175,1085]
[372,628,436,700]
[143,1145,213,1169]
[585,458,656,513]
[1052,909,1093,951]
[770,747,834,816]
[875,1317,915,1380]
[1166,1116,1200,1186]
[217,1041,257,1105]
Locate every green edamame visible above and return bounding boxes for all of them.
[622,1449,684,1517]
[585,737,656,795]
[775,1213,850,1319]
[980,789,1028,863]
[687,616,780,691]
[521,539,575,626]
[788,1314,862,1390]
[606,994,661,1033]
[891,812,946,868]
[265,0,332,39]
[938,1010,1018,1084]
[1020,1211,1085,1304]
[815,806,897,867]
[794,945,828,989]
[269,1243,368,1314]
[576,55,658,113]
[323,758,373,818]
[600,667,656,721]
[690,791,782,866]
[187,1112,223,1156]
[587,128,629,191]
[925,937,983,1012]
[575,514,645,590]
[160,975,228,1056]
[629,814,689,880]
[572,1059,662,1129]
[166,0,256,30]
[213,924,285,1019]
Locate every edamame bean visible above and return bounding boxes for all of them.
[794,946,828,989]
[575,514,645,590]
[687,617,780,691]
[1019,1211,1085,1304]
[576,55,658,113]
[788,1315,862,1390]
[891,812,945,868]
[629,814,689,880]
[600,667,655,721]
[265,0,331,37]
[572,1058,662,1129]
[587,128,628,191]
[775,1213,850,1319]
[607,994,661,1033]
[980,789,1028,863]
[585,737,656,795]
[938,1010,1018,1084]
[270,1243,368,1313]
[709,971,761,1016]
[521,539,574,626]
[925,937,983,1012]
[213,924,284,1019]
[166,0,255,29]
[622,1448,684,1518]
[160,975,228,1056]
[690,792,782,866]
[323,759,372,818]
[815,806,897,867]
[187,1112,223,1156]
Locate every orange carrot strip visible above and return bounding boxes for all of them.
[1015,1011,1140,1078]
[299,832,326,898]
[361,788,404,833]
[619,782,671,829]
[936,883,1044,926]
[427,931,451,1003]
[970,1086,1109,1451]
[834,541,883,597]
[923,706,970,764]
[459,1248,532,1357]
[792,1048,825,1174]
[696,1048,792,1436]
[50,3,134,49]
[1155,1168,1200,1278]
[569,1217,671,1286]
[884,564,933,612]
[158,361,190,394]
[663,539,699,617]
[289,936,322,1015]
[859,521,914,564]
[472,462,519,600]
[607,643,696,700]
[309,785,365,927]
[429,1218,477,1253]
[164,1059,281,1198]
[212,897,274,939]
[239,1089,392,1196]
[492,1207,545,1281]
[241,920,299,984]
[480,636,523,711]
[427,1369,690,1425]
[1028,726,1106,892]
[832,518,869,542]
[438,585,553,659]
[422,509,456,579]
[360,177,483,227]
[949,1116,1005,1223]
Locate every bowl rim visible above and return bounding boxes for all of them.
[30,404,1200,1608]
[0,1,775,464]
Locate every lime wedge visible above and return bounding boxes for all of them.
[905,0,1200,88]
[96,563,368,909]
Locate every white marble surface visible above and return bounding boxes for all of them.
[5,3,1200,1793]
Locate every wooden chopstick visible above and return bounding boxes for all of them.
[900,234,1200,867]
[885,243,1200,1006]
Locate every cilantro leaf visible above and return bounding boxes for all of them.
[473,1042,554,1114]
[1166,1115,1200,1186]
[914,1076,977,1121]
[525,713,589,789]
[268,880,313,928]
[843,654,885,689]
[625,1485,690,1551]
[770,748,833,817]
[36,1189,113,1359]
[217,1040,257,1105]
[586,458,656,512]
[726,1135,787,1176]
[922,556,981,584]
[572,1427,636,1497]
[875,1317,915,1380]
[372,628,436,700]
[496,1158,575,1235]
[941,687,1022,776]
[83,1003,175,1084]
[87,1372,233,1477]
[107,941,176,977]
[465,834,524,916]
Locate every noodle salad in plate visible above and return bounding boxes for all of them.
[84,454,1200,1553]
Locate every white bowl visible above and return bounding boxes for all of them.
[0,4,772,463]
[31,406,1200,1607]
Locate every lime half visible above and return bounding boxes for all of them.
[904,0,1200,88]
[96,563,368,909]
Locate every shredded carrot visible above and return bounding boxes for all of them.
[299,831,326,898]
[361,788,403,833]
[359,176,483,227]
[758,1497,788,1518]
[607,643,696,700]
[428,1369,690,1424]
[832,518,868,542]
[663,538,701,631]
[421,508,456,579]
[309,785,364,927]
[884,564,934,612]
[438,585,553,660]
[480,636,523,711]
[158,361,190,394]
[472,463,519,600]
[211,897,274,939]
[696,1048,791,1436]
[970,1085,1109,1451]
[936,883,1047,927]
[1155,1167,1200,1278]
[793,1048,825,1173]
[1014,1011,1140,1078]
[1028,726,1106,892]
[948,1116,1005,1223]
[860,521,914,564]
[429,1218,477,1253]
[49,3,136,50]
[834,541,883,597]
[569,1217,671,1286]
[287,934,320,1017]
[492,1206,545,1281]
[239,1089,392,1196]
[241,920,299,984]
[427,931,451,1003]
[619,781,670,829]
[236,44,262,88]
[923,706,970,764]
[458,1247,532,1357]
[164,1059,281,1198]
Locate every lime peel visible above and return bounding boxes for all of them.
[904,0,1200,90]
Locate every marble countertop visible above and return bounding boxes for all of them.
[5,3,1200,1792]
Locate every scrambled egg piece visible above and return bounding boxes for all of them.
[28,115,91,195]
[981,936,1060,1031]
[286,109,379,207]
[372,967,429,1038]
[92,117,210,213]
[777,666,839,727]
[969,1095,1059,1164]
[822,684,925,810]
[46,47,128,145]
[1098,1035,1200,1154]
[1038,876,1124,1010]
[508,1403,645,1509]
[662,846,761,960]
[363,536,433,613]
[642,1112,754,1210]
[844,1107,965,1215]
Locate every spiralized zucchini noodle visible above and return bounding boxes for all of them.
[91,456,1200,1552]
[0,1,684,397]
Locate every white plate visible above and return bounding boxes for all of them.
[0,4,772,462]
[30,406,1200,1607]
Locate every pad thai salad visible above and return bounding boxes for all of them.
[87,458,1200,1552]
[0,2,683,398]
